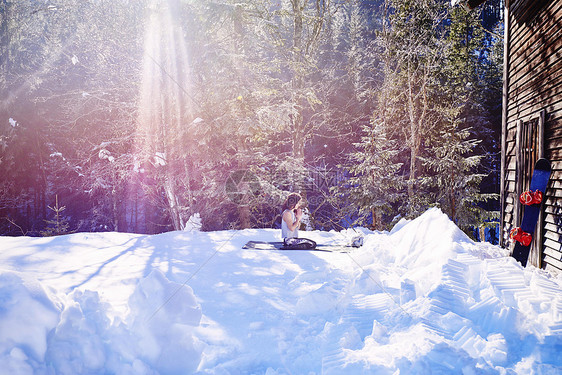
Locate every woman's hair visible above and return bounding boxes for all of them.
[282,193,302,211]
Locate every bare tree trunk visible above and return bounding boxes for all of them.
[238,205,251,229]
[164,176,182,231]
[449,167,457,223]
[407,62,418,208]
[288,0,305,199]
[405,61,432,213]
[112,189,119,231]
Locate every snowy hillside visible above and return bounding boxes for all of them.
[1,208,561,374]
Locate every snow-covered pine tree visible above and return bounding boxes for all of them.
[420,117,497,234]
[337,117,404,229]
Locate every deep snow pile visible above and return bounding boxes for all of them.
[0,208,561,374]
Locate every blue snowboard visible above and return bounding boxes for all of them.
[512,158,551,267]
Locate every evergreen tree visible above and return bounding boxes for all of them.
[420,115,497,232]
[0,0,55,234]
[40,195,70,236]
[339,117,404,229]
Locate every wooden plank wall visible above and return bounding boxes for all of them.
[503,0,562,273]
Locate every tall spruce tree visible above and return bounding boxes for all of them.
[378,0,450,216]
[420,115,497,232]
[341,117,404,229]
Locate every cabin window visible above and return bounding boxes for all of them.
[519,117,540,195]
[516,110,545,205]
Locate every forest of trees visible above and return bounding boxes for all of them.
[0,0,503,238]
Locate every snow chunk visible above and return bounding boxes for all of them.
[390,217,409,234]
[8,118,17,127]
[184,213,202,232]
[295,283,340,315]
[0,272,59,362]
[126,269,203,374]
[45,270,203,374]
[47,290,110,373]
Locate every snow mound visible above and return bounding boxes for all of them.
[0,271,59,373]
[389,207,473,294]
[391,207,471,266]
[126,270,203,374]
[0,269,203,375]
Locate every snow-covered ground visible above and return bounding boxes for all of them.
[0,208,561,374]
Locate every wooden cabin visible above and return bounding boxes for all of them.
[465,0,562,273]
[500,0,562,274]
